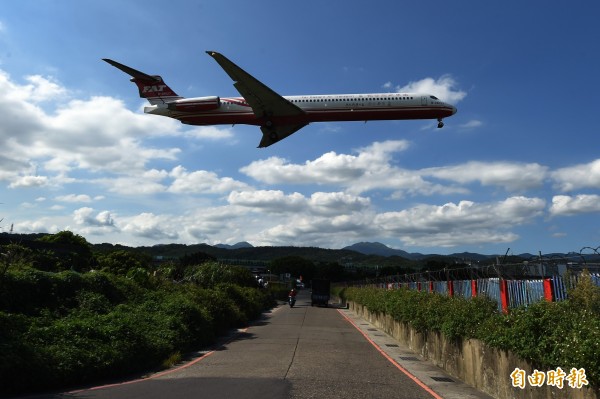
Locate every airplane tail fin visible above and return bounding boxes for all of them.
[102,59,182,104]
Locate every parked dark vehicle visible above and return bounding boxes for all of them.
[311,279,330,306]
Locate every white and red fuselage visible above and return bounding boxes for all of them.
[148,93,456,127]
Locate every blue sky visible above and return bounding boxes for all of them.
[1,1,600,255]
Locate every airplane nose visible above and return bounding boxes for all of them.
[451,105,457,115]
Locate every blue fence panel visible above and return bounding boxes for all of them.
[507,279,545,308]
[478,278,501,312]
[553,276,567,302]
[453,280,472,298]
[433,281,447,295]
[528,280,546,306]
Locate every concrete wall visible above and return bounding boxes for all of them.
[349,301,599,399]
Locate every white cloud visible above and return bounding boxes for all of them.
[184,125,234,141]
[121,212,179,240]
[73,207,115,227]
[56,194,93,203]
[550,195,600,216]
[227,190,370,216]
[241,140,410,187]
[242,141,522,197]
[16,75,68,102]
[374,196,545,247]
[459,120,483,129]
[228,190,306,213]
[14,219,60,234]
[0,68,184,183]
[551,159,600,191]
[94,169,169,195]
[396,75,466,103]
[254,212,376,248]
[9,175,49,188]
[422,161,548,191]
[168,165,251,194]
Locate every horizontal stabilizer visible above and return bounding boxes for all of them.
[102,59,160,82]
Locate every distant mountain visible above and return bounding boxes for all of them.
[343,242,416,258]
[343,242,503,262]
[214,242,254,249]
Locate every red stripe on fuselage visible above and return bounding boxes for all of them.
[175,106,454,126]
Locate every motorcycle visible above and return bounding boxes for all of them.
[288,295,296,308]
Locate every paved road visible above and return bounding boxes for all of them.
[28,290,491,399]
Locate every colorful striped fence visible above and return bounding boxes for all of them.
[374,273,600,314]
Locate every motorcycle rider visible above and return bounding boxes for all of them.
[288,288,297,306]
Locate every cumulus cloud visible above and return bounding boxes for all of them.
[374,196,545,247]
[73,207,115,227]
[459,120,483,129]
[184,126,234,141]
[9,175,49,188]
[242,142,540,197]
[550,195,600,216]
[168,166,251,194]
[183,205,253,242]
[14,219,60,234]
[228,190,370,216]
[422,161,548,191]
[551,159,600,191]
[56,194,93,203]
[94,169,169,195]
[254,212,376,248]
[15,75,68,102]
[121,212,179,240]
[228,190,306,213]
[240,140,411,188]
[396,75,466,103]
[0,70,181,182]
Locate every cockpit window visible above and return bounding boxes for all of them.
[430,95,439,100]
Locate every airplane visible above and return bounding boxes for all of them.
[103,51,457,148]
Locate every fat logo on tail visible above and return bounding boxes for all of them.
[130,76,181,104]
[103,58,182,104]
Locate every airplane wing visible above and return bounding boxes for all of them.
[206,51,305,119]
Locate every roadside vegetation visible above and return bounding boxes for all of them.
[335,272,600,388]
[0,232,274,396]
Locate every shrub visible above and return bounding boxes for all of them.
[184,262,257,288]
[0,269,273,395]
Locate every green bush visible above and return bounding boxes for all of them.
[0,265,273,396]
[184,262,257,288]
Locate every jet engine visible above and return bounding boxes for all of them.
[168,96,220,112]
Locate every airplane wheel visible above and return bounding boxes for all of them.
[265,120,273,127]
[269,132,279,141]
[437,121,444,128]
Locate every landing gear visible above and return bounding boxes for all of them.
[269,131,279,142]
[437,118,444,128]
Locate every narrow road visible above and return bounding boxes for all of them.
[30,290,487,399]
